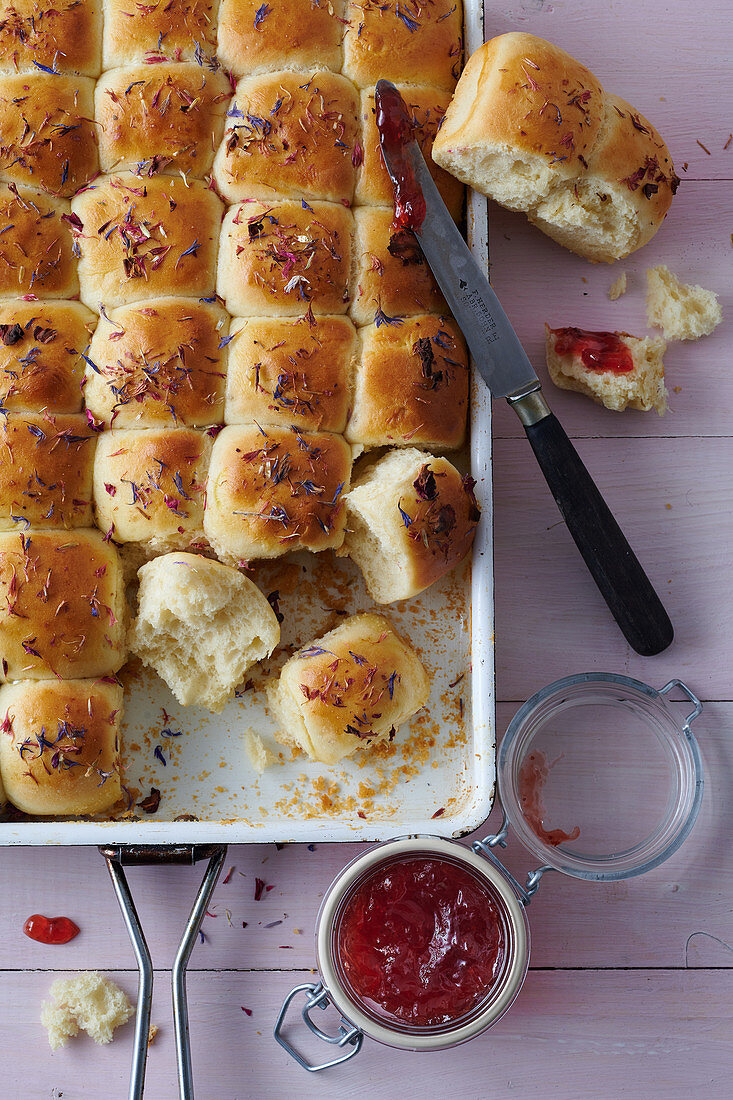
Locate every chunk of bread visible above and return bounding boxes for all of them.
[244,728,277,775]
[41,972,133,1051]
[129,553,280,712]
[342,448,480,603]
[646,265,722,340]
[266,611,429,764]
[432,33,678,262]
[545,324,668,414]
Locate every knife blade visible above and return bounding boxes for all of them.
[374,80,674,657]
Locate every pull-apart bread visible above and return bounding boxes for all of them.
[0,0,103,76]
[433,32,678,261]
[266,611,430,765]
[225,315,356,433]
[84,297,228,428]
[0,300,94,412]
[217,0,344,78]
[0,678,123,815]
[342,0,463,92]
[0,412,96,529]
[0,184,78,298]
[204,423,351,562]
[0,529,126,680]
[103,0,220,69]
[342,448,481,603]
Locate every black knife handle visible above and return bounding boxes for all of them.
[519,408,673,656]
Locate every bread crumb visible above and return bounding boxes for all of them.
[41,972,134,1051]
[148,1024,159,1046]
[608,272,627,300]
[646,265,722,340]
[244,728,277,775]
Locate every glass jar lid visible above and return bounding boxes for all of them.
[497,674,704,881]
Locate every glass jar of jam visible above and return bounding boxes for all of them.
[275,674,704,1071]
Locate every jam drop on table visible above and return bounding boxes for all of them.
[374,80,427,232]
[518,751,581,847]
[552,326,635,374]
[338,856,504,1026]
[24,914,80,945]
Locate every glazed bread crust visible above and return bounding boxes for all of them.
[0,184,78,299]
[0,301,94,412]
[217,0,344,78]
[343,0,463,92]
[432,33,677,262]
[102,0,220,68]
[0,0,103,76]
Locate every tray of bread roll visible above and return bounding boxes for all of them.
[0,0,495,845]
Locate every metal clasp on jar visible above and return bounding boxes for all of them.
[274,981,363,1072]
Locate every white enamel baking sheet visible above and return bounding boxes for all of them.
[0,1,494,846]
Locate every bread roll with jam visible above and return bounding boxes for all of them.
[214,70,360,204]
[217,199,353,317]
[432,33,678,262]
[266,611,429,764]
[0,301,94,413]
[0,412,96,530]
[357,85,463,218]
[0,529,126,680]
[346,315,469,451]
[95,64,231,179]
[93,427,211,551]
[0,184,78,299]
[217,0,344,78]
[343,0,463,92]
[225,315,356,432]
[204,423,351,562]
[342,448,481,603]
[0,74,98,197]
[84,297,228,428]
[129,552,280,712]
[0,678,122,815]
[103,0,219,69]
[71,173,223,309]
[0,0,102,76]
[351,207,446,326]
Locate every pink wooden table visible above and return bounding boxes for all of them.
[2,2,731,1096]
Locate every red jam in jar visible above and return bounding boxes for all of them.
[23,914,80,945]
[552,326,634,374]
[337,856,504,1026]
[518,751,581,847]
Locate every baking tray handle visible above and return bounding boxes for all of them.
[100,844,227,1100]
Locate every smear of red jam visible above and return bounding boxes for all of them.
[374,80,426,232]
[23,914,80,945]
[518,751,581,847]
[552,326,634,373]
[337,856,504,1026]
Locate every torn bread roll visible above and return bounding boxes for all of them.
[342,448,481,603]
[545,324,668,414]
[432,33,678,262]
[266,612,429,765]
[646,265,722,340]
[129,553,280,713]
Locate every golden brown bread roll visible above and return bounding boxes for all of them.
[84,297,228,428]
[71,173,223,309]
[432,33,678,262]
[0,412,96,530]
[346,315,469,451]
[342,448,480,603]
[213,70,360,204]
[351,207,446,326]
[0,0,103,76]
[343,0,463,92]
[95,63,231,179]
[93,427,211,551]
[204,423,351,562]
[265,611,430,764]
[225,315,356,432]
[103,0,220,69]
[0,184,78,299]
[217,199,354,317]
[217,0,344,78]
[356,86,463,218]
[0,678,123,815]
[0,73,98,197]
[0,300,94,412]
[0,529,126,680]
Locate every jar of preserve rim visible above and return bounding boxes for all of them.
[274,675,704,1071]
